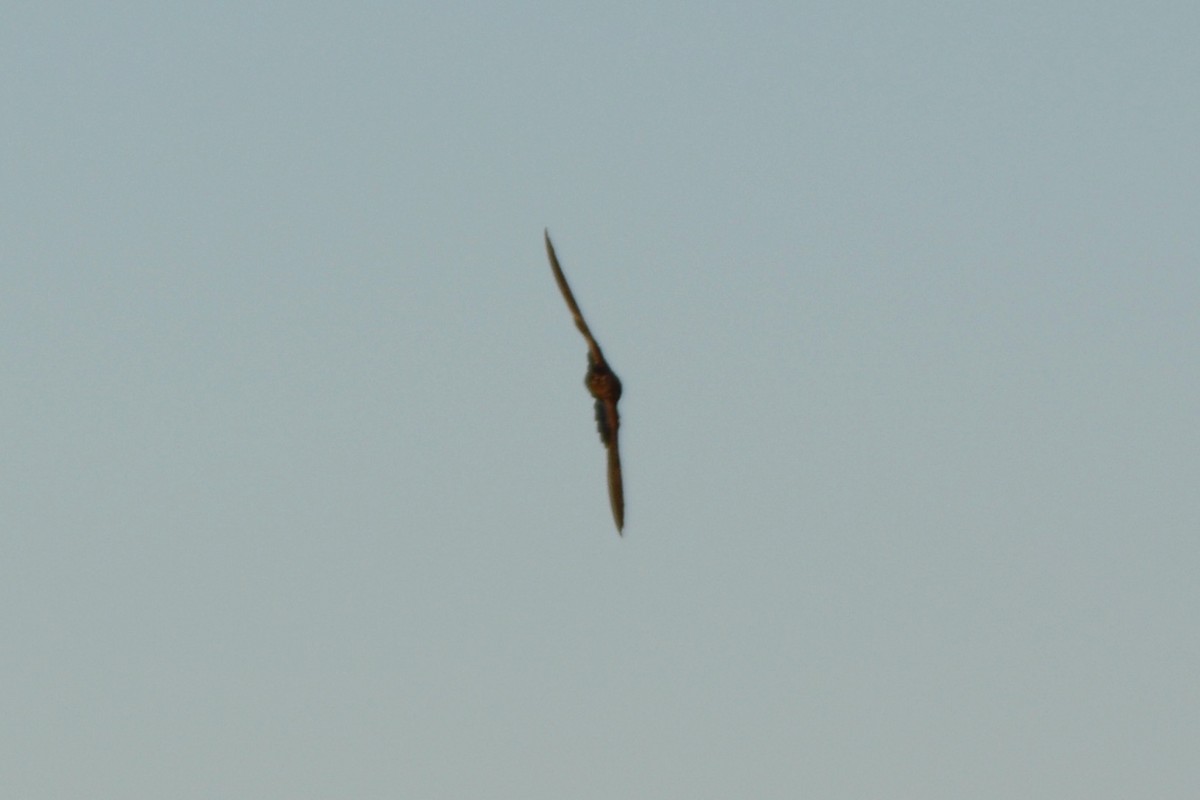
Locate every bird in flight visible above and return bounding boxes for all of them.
[544,229,624,534]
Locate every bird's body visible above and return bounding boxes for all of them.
[544,230,625,533]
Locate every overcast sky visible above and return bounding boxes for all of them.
[3,3,1198,797]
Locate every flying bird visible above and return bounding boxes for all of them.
[544,229,624,534]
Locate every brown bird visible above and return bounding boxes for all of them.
[544,229,624,534]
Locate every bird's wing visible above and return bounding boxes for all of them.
[545,229,605,365]
[606,435,624,534]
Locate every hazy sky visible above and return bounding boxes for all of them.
[3,3,1198,797]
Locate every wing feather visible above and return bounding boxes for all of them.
[545,230,605,365]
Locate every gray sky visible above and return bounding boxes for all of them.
[3,3,1198,797]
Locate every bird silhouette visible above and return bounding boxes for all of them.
[544,229,624,534]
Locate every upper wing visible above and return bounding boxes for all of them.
[545,229,605,366]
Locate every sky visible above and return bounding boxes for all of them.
[3,3,1198,797]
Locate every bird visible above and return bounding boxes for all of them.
[544,229,625,534]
